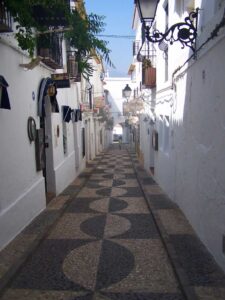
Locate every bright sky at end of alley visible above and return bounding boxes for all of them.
[84,0,135,77]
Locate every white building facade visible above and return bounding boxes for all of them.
[0,3,108,250]
[132,0,225,272]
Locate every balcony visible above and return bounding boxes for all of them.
[142,65,156,88]
[67,52,82,81]
[37,33,63,69]
[32,0,70,27]
[141,52,156,89]
[0,2,12,32]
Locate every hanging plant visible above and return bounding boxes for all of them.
[142,57,152,69]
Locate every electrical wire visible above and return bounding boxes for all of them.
[96,34,135,39]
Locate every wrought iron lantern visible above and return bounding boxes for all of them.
[135,0,199,52]
[122,84,132,102]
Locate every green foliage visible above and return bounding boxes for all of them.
[142,57,152,69]
[3,0,114,75]
[65,10,114,77]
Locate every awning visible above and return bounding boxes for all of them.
[0,75,11,110]
[38,77,59,117]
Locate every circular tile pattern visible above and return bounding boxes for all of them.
[96,188,112,197]
[113,179,126,187]
[63,241,102,291]
[89,198,110,213]
[109,197,128,212]
[104,214,131,238]
[63,240,135,291]
[80,215,106,238]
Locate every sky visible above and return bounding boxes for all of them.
[84,0,135,77]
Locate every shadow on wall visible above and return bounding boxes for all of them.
[170,30,225,272]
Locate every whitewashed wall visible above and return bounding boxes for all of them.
[152,0,225,272]
[52,84,80,195]
[0,40,83,250]
[0,43,47,249]
[172,38,225,272]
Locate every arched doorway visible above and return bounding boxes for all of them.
[112,123,123,142]
[37,77,59,203]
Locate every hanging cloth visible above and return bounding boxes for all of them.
[0,75,11,110]
[79,109,82,121]
[74,109,80,122]
[63,105,71,122]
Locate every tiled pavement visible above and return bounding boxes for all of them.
[1,145,225,299]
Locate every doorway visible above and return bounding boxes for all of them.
[40,96,55,204]
[113,123,123,142]
[38,78,59,204]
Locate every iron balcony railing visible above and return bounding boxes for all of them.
[0,1,12,32]
[32,0,70,27]
[37,33,63,69]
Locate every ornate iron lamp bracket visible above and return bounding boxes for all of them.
[145,9,199,53]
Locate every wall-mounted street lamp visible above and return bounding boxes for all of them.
[135,0,199,53]
[122,84,132,102]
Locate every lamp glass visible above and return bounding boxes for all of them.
[136,0,159,22]
[123,84,132,99]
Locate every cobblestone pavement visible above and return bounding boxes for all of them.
[1,145,225,300]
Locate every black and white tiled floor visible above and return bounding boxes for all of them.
[1,148,184,300]
[1,146,225,299]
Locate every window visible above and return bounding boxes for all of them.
[63,123,68,155]
[175,0,184,17]
[163,116,170,154]
[0,2,12,32]
[158,115,170,153]
[164,49,168,82]
[164,2,169,82]
[89,87,93,109]
[100,130,103,145]
[37,33,63,69]
[164,2,169,31]
[82,128,85,157]
[158,115,164,151]
[133,41,140,56]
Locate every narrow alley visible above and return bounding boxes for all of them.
[0,145,225,300]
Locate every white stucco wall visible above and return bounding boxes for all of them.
[50,85,80,195]
[172,38,225,271]
[0,43,47,249]
[0,40,83,249]
[151,0,225,272]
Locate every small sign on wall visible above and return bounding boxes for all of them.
[51,73,70,88]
